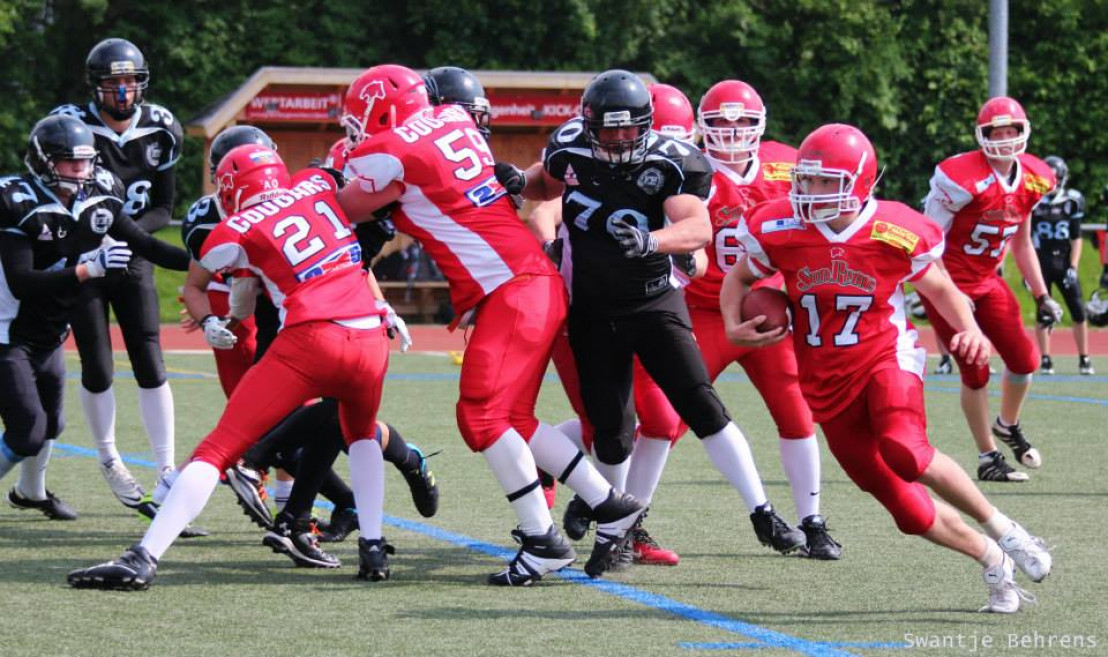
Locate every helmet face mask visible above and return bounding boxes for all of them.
[25,115,99,196]
[581,70,653,166]
[697,80,766,164]
[789,165,862,224]
[86,38,150,120]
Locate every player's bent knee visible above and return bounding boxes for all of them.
[892,499,937,535]
[960,367,991,390]
[457,401,507,452]
[878,441,933,482]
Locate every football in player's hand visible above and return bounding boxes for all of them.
[740,288,791,333]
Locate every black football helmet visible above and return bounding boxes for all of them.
[1087,288,1108,327]
[1044,155,1067,192]
[424,66,491,139]
[25,115,99,195]
[209,126,277,182]
[86,38,150,120]
[580,70,653,166]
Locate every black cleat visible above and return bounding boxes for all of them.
[225,464,273,530]
[934,354,954,375]
[318,507,358,543]
[356,537,395,581]
[992,419,1041,469]
[1040,355,1054,375]
[401,445,439,518]
[488,526,576,586]
[584,490,646,579]
[977,451,1029,482]
[1079,356,1095,376]
[798,515,842,560]
[750,503,806,554]
[264,514,340,568]
[562,495,593,541]
[68,544,157,591]
[7,487,77,520]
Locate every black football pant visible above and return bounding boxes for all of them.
[0,342,66,457]
[567,290,731,465]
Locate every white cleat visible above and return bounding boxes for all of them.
[981,554,1036,613]
[99,459,146,508]
[999,523,1053,583]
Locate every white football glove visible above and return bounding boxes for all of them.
[377,300,412,352]
[83,241,132,278]
[201,314,238,350]
[1035,295,1064,328]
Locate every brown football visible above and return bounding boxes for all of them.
[740,287,792,333]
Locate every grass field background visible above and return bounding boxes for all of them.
[0,351,1104,657]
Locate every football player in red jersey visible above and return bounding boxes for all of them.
[336,64,646,585]
[721,123,1053,613]
[921,97,1061,482]
[69,145,395,589]
[627,80,840,561]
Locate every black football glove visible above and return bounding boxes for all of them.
[494,162,526,196]
[672,253,697,278]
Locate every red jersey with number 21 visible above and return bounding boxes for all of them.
[344,105,556,315]
[739,198,944,421]
[199,176,378,329]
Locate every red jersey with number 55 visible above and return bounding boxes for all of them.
[684,140,795,310]
[922,150,1055,296]
[199,176,378,329]
[344,105,556,314]
[739,198,944,421]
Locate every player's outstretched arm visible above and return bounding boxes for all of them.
[720,256,786,348]
[337,181,403,224]
[517,162,562,202]
[182,260,216,322]
[914,264,990,367]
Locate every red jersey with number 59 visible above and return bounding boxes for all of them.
[199,176,378,329]
[344,105,556,314]
[922,150,1055,296]
[739,198,944,421]
[684,140,795,310]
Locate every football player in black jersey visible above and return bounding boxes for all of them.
[1031,156,1093,375]
[0,115,188,521]
[511,70,805,556]
[49,38,185,518]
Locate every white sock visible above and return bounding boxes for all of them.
[482,429,553,536]
[555,418,586,453]
[976,536,1003,568]
[139,461,221,560]
[701,423,767,512]
[779,436,821,521]
[138,383,175,472]
[80,386,119,463]
[348,439,385,540]
[273,479,294,511]
[980,507,1015,540]
[16,439,53,500]
[625,436,670,507]
[0,437,21,480]
[591,445,629,490]
[528,422,610,508]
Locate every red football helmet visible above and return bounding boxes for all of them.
[789,124,878,224]
[649,83,695,142]
[216,144,291,216]
[975,96,1030,161]
[341,64,430,145]
[325,137,351,171]
[697,80,766,163]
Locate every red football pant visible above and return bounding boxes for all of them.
[191,321,389,471]
[635,307,815,443]
[457,275,566,452]
[922,278,1038,389]
[820,367,937,535]
[207,288,258,398]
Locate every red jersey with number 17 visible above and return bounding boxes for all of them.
[922,151,1055,296]
[344,105,556,314]
[199,176,378,329]
[684,141,795,310]
[739,198,944,421]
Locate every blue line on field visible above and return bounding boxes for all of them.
[680,642,905,651]
[927,386,1108,407]
[52,443,869,657]
[65,371,214,381]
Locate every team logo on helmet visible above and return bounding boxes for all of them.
[360,80,388,112]
[109,60,136,75]
[637,168,664,195]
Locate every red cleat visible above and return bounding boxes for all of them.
[631,526,679,566]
